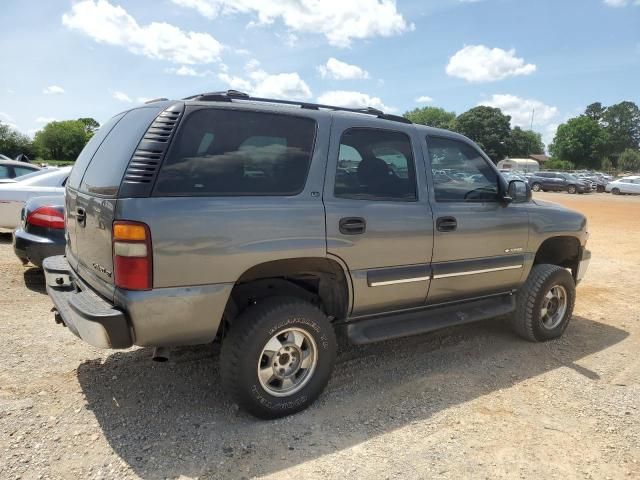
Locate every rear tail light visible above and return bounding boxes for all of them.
[26,206,65,229]
[113,221,152,290]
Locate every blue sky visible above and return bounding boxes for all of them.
[1,0,639,146]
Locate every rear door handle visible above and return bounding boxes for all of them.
[339,217,366,235]
[436,216,457,232]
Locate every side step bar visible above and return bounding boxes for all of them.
[346,294,515,345]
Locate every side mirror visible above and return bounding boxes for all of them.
[506,179,531,203]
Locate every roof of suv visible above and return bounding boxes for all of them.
[147,90,464,141]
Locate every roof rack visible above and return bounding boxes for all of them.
[182,90,412,124]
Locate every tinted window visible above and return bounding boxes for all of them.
[80,107,161,196]
[14,166,38,177]
[0,165,10,178]
[68,112,125,189]
[427,136,499,202]
[154,109,316,196]
[334,128,417,201]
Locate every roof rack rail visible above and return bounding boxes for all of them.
[182,90,412,124]
[144,97,169,104]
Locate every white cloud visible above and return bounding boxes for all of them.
[218,67,312,100]
[43,85,65,95]
[415,95,433,103]
[317,90,394,112]
[244,58,261,71]
[446,45,536,83]
[62,0,222,64]
[0,112,19,130]
[317,58,370,80]
[171,0,413,47]
[604,0,640,6]
[112,91,132,102]
[479,94,559,145]
[35,116,57,123]
[165,65,212,77]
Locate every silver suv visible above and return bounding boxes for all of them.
[44,91,591,418]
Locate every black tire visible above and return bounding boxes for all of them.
[531,183,542,192]
[567,184,577,194]
[220,297,337,419]
[612,188,620,195]
[512,264,576,342]
[597,185,605,193]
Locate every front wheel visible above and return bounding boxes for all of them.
[612,188,620,195]
[567,184,577,194]
[512,264,576,342]
[220,297,337,419]
[531,183,542,192]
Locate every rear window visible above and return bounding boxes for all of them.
[153,109,316,196]
[80,107,161,196]
[67,113,125,189]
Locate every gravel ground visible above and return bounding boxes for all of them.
[1,192,639,480]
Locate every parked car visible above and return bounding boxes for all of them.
[0,159,41,182]
[13,195,65,267]
[605,176,640,195]
[43,91,590,419]
[527,171,592,194]
[0,167,70,229]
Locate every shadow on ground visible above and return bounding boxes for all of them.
[0,232,12,244]
[23,267,46,294]
[77,316,627,479]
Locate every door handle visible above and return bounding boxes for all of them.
[76,207,86,226]
[339,217,366,235]
[436,216,457,232]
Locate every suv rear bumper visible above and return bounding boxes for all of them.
[44,255,234,349]
[43,256,132,349]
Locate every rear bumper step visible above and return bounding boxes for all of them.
[43,256,132,349]
[346,294,515,345]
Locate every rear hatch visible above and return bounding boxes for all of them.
[65,104,175,300]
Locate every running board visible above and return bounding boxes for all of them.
[346,294,515,345]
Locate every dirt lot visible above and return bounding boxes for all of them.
[1,192,639,480]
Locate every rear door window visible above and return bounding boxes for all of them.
[153,109,316,196]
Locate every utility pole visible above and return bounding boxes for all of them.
[530,108,535,130]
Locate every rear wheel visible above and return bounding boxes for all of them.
[531,183,542,192]
[612,188,620,195]
[512,264,576,342]
[220,297,337,419]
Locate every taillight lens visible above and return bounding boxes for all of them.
[26,206,65,229]
[113,220,152,290]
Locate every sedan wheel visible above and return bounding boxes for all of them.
[612,188,620,195]
[567,185,577,194]
[531,183,542,192]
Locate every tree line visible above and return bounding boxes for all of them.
[0,118,99,161]
[405,100,640,171]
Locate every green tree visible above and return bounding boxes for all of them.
[549,116,609,169]
[506,127,545,157]
[618,149,640,172]
[544,158,575,171]
[601,158,614,172]
[404,106,456,130]
[78,117,100,136]
[601,101,640,154]
[0,122,35,158]
[33,120,90,161]
[585,102,606,122]
[454,106,511,162]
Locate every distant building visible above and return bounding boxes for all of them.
[497,158,540,172]
[529,154,550,165]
